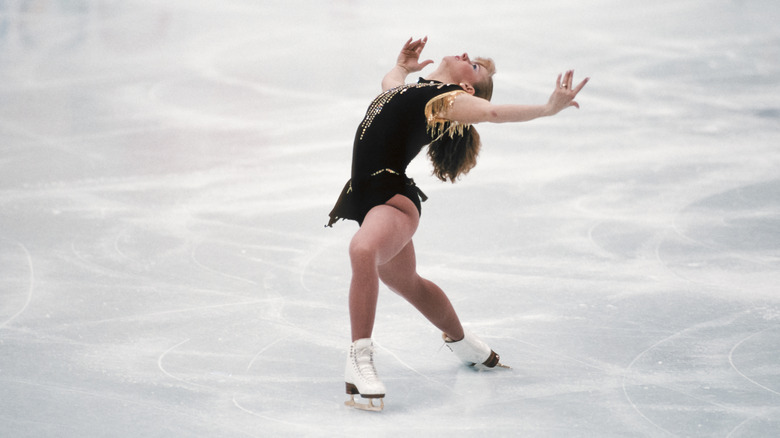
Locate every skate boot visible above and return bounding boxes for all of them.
[443,329,509,369]
[344,338,385,411]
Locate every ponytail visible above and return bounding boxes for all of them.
[427,124,481,183]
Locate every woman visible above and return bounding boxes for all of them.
[328,37,588,411]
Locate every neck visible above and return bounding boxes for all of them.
[425,66,457,84]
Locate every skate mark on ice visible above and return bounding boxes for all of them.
[620,312,752,436]
[8,376,211,425]
[0,238,35,330]
[728,324,780,396]
[516,338,611,373]
[297,242,329,294]
[377,342,457,395]
[378,343,426,377]
[664,223,777,273]
[190,242,258,285]
[726,413,769,438]
[232,396,314,433]
[74,298,267,327]
[157,338,212,390]
[185,39,350,105]
[653,228,703,285]
[650,228,723,290]
[665,189,780,276]
[621,329,683,436]
[69,236,136,280]
[113,226,134,263]
[585,220,627,260]
[245,335,290,372]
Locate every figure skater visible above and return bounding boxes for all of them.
[327,37,588,411]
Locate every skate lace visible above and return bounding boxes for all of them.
[355,346,379,381]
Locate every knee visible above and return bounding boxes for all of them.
[349,238,377,268]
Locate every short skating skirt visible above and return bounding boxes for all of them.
[326,170,427,227]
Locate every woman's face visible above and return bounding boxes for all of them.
[441,53,489,87]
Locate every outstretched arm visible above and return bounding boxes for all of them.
[444,70,590,124]
[381,37,434,91]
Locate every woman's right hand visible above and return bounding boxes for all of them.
[395,37,434,73]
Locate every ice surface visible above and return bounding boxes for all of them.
[1,0,779,436]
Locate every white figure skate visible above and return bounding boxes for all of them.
[344,338,385,411]
[443,330,510,369]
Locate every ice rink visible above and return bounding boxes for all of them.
[1,0,779,436]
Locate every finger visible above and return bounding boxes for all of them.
[565,70,573,89]
[420,59,434,68]
[417,37,428,52]
[555,72,562,89]
[560,71,571,90]
[572,77,590,93]
[570,100,580,109]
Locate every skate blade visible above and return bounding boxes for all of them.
[472,362,511,371]
[345,394,384,412]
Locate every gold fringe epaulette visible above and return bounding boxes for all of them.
[424,90,470,140]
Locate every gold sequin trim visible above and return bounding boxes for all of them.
[424,90,470,141]
[345,168,402,194]
[371,168,401,177]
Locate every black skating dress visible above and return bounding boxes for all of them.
[327,78,468,227]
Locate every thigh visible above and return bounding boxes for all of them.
[350,194,420,266]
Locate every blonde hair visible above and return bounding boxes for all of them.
[473,57,496,101]
[427,57,496,183]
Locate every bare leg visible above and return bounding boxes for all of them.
[378,241,464,341]
[348,195,420,341]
